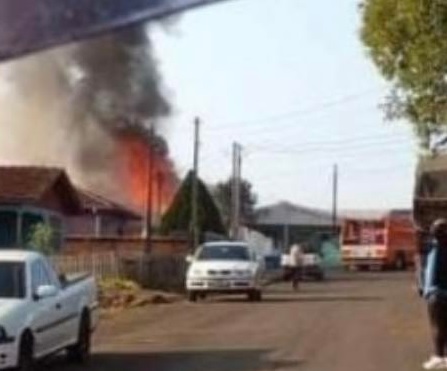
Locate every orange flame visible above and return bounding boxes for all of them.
[118,133,178,216]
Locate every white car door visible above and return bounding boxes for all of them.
[42,259,79,346]
[30,259,64,357]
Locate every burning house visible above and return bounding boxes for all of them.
[0,21,184,257]
[0,26,179,221]
[0,165,186,256]
[66,189,143,238]
[116,125,178,219]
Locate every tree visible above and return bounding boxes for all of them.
[213,178,258,227]
[26,223,55,256]
[160,171,226,237]
[360,0,447,148]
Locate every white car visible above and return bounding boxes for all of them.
[186,241,264,302]
[0,250,98,370]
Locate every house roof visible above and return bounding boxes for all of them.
[76,189,142,219]
[0,166,81,213]
[255,201,337,227]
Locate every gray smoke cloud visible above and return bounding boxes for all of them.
[0,25,172,205]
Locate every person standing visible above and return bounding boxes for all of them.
[419,219,447,370]
[289,244,304,291]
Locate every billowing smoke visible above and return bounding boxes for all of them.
[0,25,177,210]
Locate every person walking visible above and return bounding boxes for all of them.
[419,219,447,370]
[289,244,304,291]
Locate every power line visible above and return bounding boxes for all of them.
[206,104,399,144]
[243,131,413,150]
[207,88,380,133]
[251,159,415,183]
[244,139,413,158]
[245,134,412,153]
[246,148,415,174]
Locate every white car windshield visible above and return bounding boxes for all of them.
[0,262,26,299]
[197,245,251,262]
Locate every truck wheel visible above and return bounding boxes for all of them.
[187,291,198,302]
[17,332,34,371]
[67,312,91,364]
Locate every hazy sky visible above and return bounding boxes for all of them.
[153,0,418,210]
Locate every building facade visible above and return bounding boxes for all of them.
[253,201,339,252]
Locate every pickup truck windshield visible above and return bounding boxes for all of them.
[0,262,25,299]
[197,245,250,261]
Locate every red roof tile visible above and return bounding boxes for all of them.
[0,166,81,213]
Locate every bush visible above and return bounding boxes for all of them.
[26,223,55,255]
[98,278,141,309]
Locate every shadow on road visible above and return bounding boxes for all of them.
[330,271,412,283]
[209,295,383,304]
[261,295,383,303]
[42,349,302,371]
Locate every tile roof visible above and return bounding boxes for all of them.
[0,166,81,213]
[0,166,65,202]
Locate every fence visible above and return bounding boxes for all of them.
[50,252,121,280]
[50,252,187,291]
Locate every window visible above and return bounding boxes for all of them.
[343,220,385,245]
[0,262,25,299]
[196,245,251,261]
[31,260,53,294]
[42,259,60,289]
[0,211,18,248]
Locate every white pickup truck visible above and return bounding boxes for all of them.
[0,250,98,370]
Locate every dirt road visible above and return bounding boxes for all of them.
[57,272,430,371]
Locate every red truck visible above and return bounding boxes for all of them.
[341,210,416,270]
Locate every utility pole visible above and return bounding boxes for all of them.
[332,164,338,237]
[157,171,164,227]
[144,123,155,254]
[231,142,242,240]
[191,117,200,251]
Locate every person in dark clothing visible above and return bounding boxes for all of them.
[419,219,447,370]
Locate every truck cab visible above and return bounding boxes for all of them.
[0,250,98,370]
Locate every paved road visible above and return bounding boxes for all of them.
[54,272,431,371]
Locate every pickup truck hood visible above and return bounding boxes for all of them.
[190,260,256,272]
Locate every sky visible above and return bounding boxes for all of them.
[153,0,418,211]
